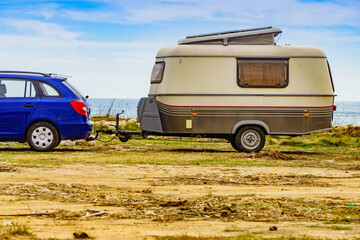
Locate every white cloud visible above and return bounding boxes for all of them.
[0,1,359,100]
[28,3,60,20]
[61,0,360,27]
[0,29,165,98]
[0,18,169,98]
[3,19,80,40]
[280,28,360,46]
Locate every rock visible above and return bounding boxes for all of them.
[220,210,230,217]
[73,232,90,239]
[269,226,278,231]
[60,140,76,146]
[3,220,12,226]
[160,200,187,207]
[76,139,96,146]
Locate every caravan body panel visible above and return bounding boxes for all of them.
[141,44,335,137]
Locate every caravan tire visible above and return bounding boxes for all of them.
[230,138,241,151]
[234,126,265,153]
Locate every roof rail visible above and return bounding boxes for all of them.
[49,73,71,78]
[178,26,282,46]
[0,71,51,77]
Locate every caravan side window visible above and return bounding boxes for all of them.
[237,59,288,88]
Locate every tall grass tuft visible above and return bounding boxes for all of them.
[92,118,141,132]
[268,125,360,148]
[317,138,345,146]
[279,139,310,147]
[0,223,34,238]
[327,125,360,137]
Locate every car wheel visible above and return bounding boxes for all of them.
[27,122,59,151]
[56,137,62,147]
[234,126,265,153]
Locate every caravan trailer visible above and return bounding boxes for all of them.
[137,27,336,152]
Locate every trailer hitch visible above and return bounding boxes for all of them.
[86,111,142,142]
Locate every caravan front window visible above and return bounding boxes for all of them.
[237,59,288,88]
[327,60,335,92]
[151,62,165,84]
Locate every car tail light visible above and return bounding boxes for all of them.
[70,100,87,116]
[333,105,337,111]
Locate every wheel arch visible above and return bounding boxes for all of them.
[25,119,61,142]
[231,120,270,135]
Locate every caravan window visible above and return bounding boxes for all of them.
[327,60,335,92]
[151,62,165,84]
[237,59,288,88]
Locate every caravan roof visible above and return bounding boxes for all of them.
[178,26,282,46]
[156,45,326,58]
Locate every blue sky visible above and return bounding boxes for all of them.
[0,0,359,100]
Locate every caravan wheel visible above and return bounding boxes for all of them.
[234,126,265,153]
[230,138,240,151]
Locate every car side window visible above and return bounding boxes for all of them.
[25,81,36,98]
[0,79,26,98]
[39,82,60,97]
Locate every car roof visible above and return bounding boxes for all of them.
[0,71,67,81]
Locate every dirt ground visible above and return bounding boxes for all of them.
[1,161,360,240]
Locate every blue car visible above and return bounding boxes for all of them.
[0,71,93,151]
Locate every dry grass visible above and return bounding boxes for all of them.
[151,173,331,187]
[1,182,359,224]
[1,123,360,239]
[154,235,337,240]
[0,222,34,239]
[326,125,360,138]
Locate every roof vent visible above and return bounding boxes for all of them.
[178,26,282,46]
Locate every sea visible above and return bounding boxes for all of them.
[88,98,360,126]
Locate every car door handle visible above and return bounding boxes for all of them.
[24,103,35,107]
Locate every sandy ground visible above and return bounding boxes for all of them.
[1,164,360,239]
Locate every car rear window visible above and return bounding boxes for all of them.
[63,80,84,99]
[39,82,61,97]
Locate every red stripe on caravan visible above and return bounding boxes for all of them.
[157,101,333,109]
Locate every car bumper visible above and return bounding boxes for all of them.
[59,121,94,140]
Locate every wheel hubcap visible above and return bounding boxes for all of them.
[241,130,260,150]
[32,127,54,148]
